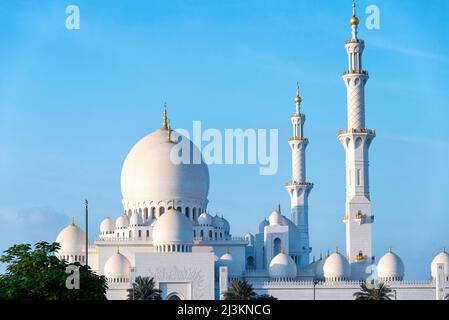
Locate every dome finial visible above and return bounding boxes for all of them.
[71,216,75,225]
[388,247,392,253]
[172,199,176,210]
[277,203,281,213]
[335,244,339,254]
[162,103,168,129]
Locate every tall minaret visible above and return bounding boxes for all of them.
[338,2,376,280]
[285,83,313,268]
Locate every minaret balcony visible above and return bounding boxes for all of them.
[284,181,313,188]
[355,213,374,225]
[338,128,376,136]
[288,137,308,142]
[342,70,369,76]
[345,39,364,45]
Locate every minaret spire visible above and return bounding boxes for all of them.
[284,82,313,268]
[338,2,375,280]
[162,103,168,129]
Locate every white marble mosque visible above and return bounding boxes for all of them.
[54,3,448,300]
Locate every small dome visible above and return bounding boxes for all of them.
[104,251,131,280]
[115,214,129,229]
[269,252,297,278]
[268,210,283,226]
[314,255,327,280]
[100,217,115,234]
[377,249,405,281]
[55,222,86,253]
[323,251,350,281]
[259,219,269,233]
[220,251,233,262]
[152,208,193,245]
[129,212,143,226]
[431,250,449,279]
[212,214,224,229]
[198,212,213,226]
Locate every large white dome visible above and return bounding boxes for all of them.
[323,251,351,281]
[152,208,193,246]
[104,251,131,280]
[431,250,449,280]
[377,249,405,281]
[55,222,86,254]
[269,252,297,278]
[121,128,209,204]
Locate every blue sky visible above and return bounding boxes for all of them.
[0,0,448,279]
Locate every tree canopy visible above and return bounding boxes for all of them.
[0,241,107,300]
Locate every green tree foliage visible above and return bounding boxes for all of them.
[0,241,107,300]
[127,276,162,300]
[223,279,276,300]
[353,281,394,300]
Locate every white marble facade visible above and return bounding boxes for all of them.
[54,4,448,300]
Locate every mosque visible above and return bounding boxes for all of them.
[54,4,448,300]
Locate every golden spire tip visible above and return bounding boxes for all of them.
[162,103,168,129]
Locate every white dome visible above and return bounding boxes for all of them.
[323,251,351,281]
[152,208,193,245]
[115,214,129,229]
[121,128,209,204]
[431,250,449,279]
[198,212,213,226]
[220,251,233,262]
[259,219,269,233]
[269,252,297,278]
[104,251,131,280]
[244,233,254,245]
[100,217,115,233]
[56,223,86,254]
[377,250,405,281]
[129,212,143,226]
[212,215,224,229]
[268,210,283,226]
[55,222,86,253]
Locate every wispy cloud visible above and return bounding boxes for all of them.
[370,41,449,64]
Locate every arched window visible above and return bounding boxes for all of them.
[200,230,204,237]
[129,230,132,238]
[128,209,132,216]
[247,256,255,270]
[151,207,156,219]
[144,208,149,220]
[185,207,190,219]
[193,208,197,221]
[159,207,165,217]
[273,237,282,256]
[209,230,213,238]
[138,230,142,238]
[215,232,217,239]
[193,230,196,237]
[146,230,150,238]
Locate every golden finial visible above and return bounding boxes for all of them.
[167,120,172,142]
[350,1,359,26]
[335,245,339,254]
[162,103,168,129]
[277,203,281,213]
[388,247,392,253]
[320,253,323,260]
[71,216,75,225]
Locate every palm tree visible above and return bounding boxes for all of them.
[127,276,162,300]
[223,279,257,300]
[254,294,278,300]
[353,281,394,300]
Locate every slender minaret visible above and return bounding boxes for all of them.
[285,83,313,268]
[338,2,376,280]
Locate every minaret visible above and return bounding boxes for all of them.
[338,1,376,280]
[284,83,313,268]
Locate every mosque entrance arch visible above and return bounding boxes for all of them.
[166,292,183,300]
[273,237,282,256]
